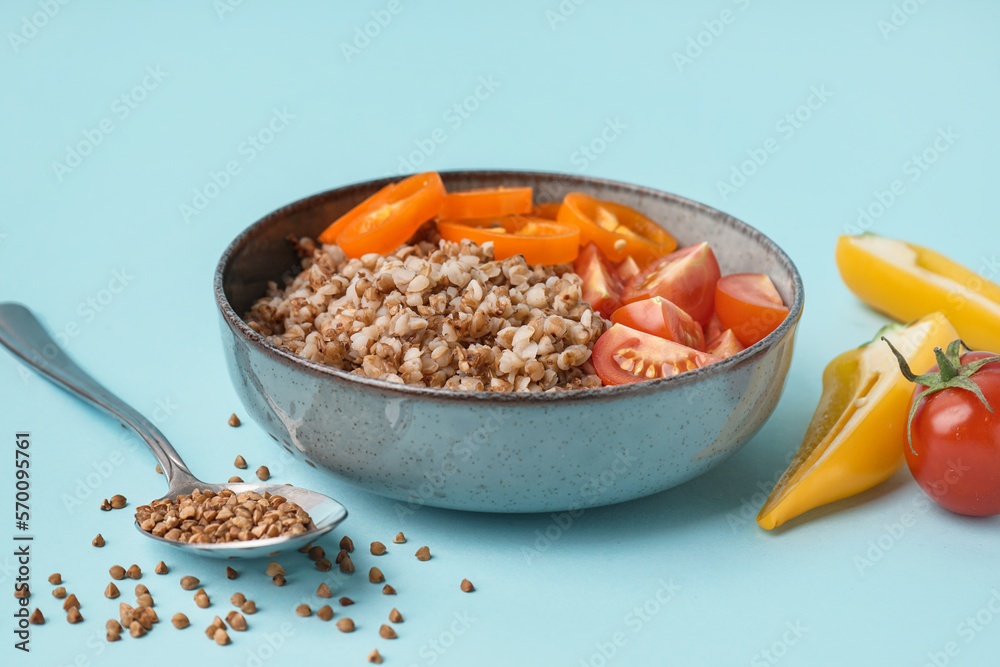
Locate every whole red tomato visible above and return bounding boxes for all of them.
[904,349,1000,516]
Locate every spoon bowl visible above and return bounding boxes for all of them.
[0,302,348,559]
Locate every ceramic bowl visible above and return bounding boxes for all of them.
[214,170,803,513]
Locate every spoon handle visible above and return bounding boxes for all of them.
[0,302,199,489]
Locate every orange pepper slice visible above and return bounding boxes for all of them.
[437,216,580,265]
[439,186,533,220]
[556,193,677,266]
[531,201,562,220]
[329,172,446,258]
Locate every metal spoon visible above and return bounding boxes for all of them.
[0,303,347,559]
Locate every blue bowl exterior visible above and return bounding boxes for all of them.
[215,170,804,513]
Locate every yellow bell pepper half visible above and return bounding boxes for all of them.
[836,234,1000,353]
[756,312,959,530]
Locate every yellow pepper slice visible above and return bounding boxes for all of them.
[836,234,1000,352]
[756,312,959,530]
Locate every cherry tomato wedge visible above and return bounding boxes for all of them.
[557,193,677,265]
[439,186,533,220]
[622,242,721,325]
[704,313,723,344]
[437,216,580,265]
[330,172,447,258]
[613,256,641,285]
[593,324,720,385]
[706,329,744,359]
[574,242,621,318]
[714,273,789,346]
[610,297,704,350]
[532,201,562,220]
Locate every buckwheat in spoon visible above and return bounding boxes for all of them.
[0,303,347,558]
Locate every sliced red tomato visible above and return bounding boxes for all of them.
[593,324,720,385]
[574,242,621,318]
[714,273,789,346]
[610,297,704,350]
[557,193,677,265]
[613,256,641,286]
[704,313,723,344]
[330,172,447,258]
[706,329,744,359]
[531,201,562,220]
[621,242,721,325]
[439,186,533,220]
[437,216,579,265]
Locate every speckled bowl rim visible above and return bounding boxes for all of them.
[214,169,804,404]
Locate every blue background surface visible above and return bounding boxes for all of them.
[2,1,999,665]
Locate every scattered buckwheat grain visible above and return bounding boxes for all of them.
[172,613,189,629]
[370,541,386,556]
[62,594,80,610]
[110,494,127,509]
[389,608,403,623]
[226,566,238,580]
[317,605,333,621]
[29,609,44,625]
[295,604,311,617]
[126,564,141,579]
[379,624,397,639]
[104,583,120,599]
[393,532,406,544]
[415,546,431,561]
[368,567,384,584]
[154,561,168,575]
[382,584,396,595]
[53,586,66,599]
[234,455,247,468]
[230,592,246,607]
[48,573,61,585]
[109,566,125,580]
[461,578,475,592]
[92,533,105,547]
[317,583,332,598]
[228,414,242,427]
[241,600,257,615]
[180,576,200,590]
[339,536,354,552]
[339,597,354,607]
[256,466,270,481]
[368,648,383,664]
[67,607,83,624]
[336,618,355,633]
